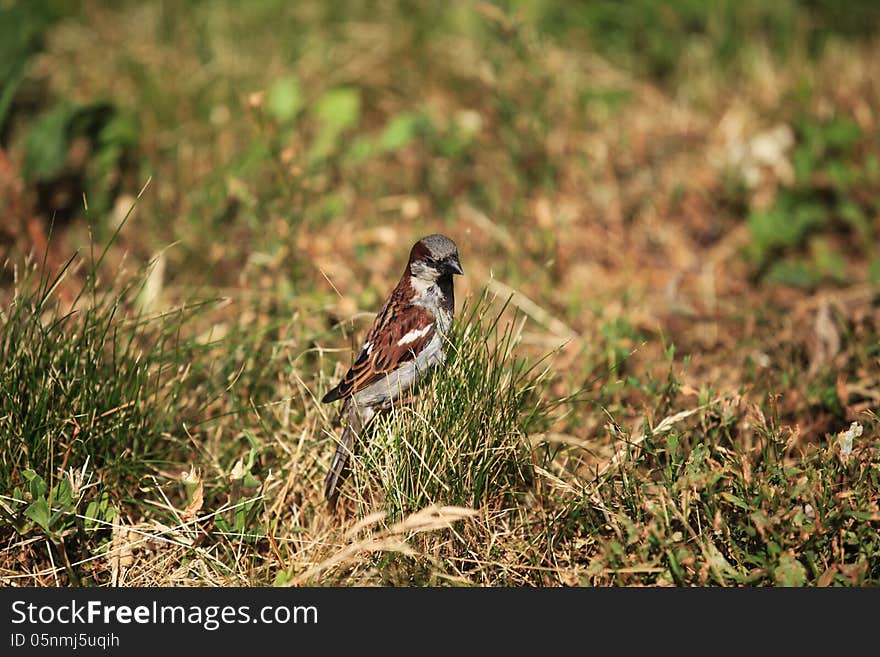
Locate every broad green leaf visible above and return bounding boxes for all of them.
[309,88,361,161]
[99,111,139,148]
[25,496,52,532]
[24,103,76,180]
[379,113,422,152]
[748,196,826,262]
[313,87,360,133]
[84,500,101,529]
[823,117,860,152]
[347,136,374,162]
[267,76,303,123]
[51,478,73,509]
[23,469,48,500]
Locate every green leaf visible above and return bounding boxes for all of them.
[840,200,870,241]
[23,469,48,499]
[792,146,815,182]
[773,552,807,586]
[243,430,260,471]
[721,492,753,511]
[379,113,422,152]
[746,208,778,258]
[99,111,139,148]
[313,87,361,132]
[823,117,860,152]
[84,500,101,529]
[24,104,77,180]
[51,478,73,509]
[347,136,374,162]
[12,486,24,510]
[84,492,115,529]
[309,87,361,161]
[266,76,303,123]
[765,259,822,288]
[25,496,52,533]
[826,159,855,190]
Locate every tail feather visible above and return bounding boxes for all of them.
[324,422,356,505]
[325,403,375,506]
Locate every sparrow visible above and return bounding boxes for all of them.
[321,234,464,505]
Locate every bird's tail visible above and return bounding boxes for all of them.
[324,423,355,505]
[325,406,369,506]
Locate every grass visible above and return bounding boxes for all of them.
[1,0,879,586]
[350,296,554,515]
[568,400,880,585]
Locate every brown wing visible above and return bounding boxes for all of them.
[322,283,436,403]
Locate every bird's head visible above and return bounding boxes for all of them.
[407,234,463,284]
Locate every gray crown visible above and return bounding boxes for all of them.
[420,234,458,260]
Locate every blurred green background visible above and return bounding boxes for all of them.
[3,0,879,288]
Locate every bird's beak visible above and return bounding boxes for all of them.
[447,256,464,276]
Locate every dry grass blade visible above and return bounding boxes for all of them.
[487,279,578,343]
[292,505,476,584]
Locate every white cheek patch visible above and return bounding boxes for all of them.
[409,277,432,295]
[397,325,432,346]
